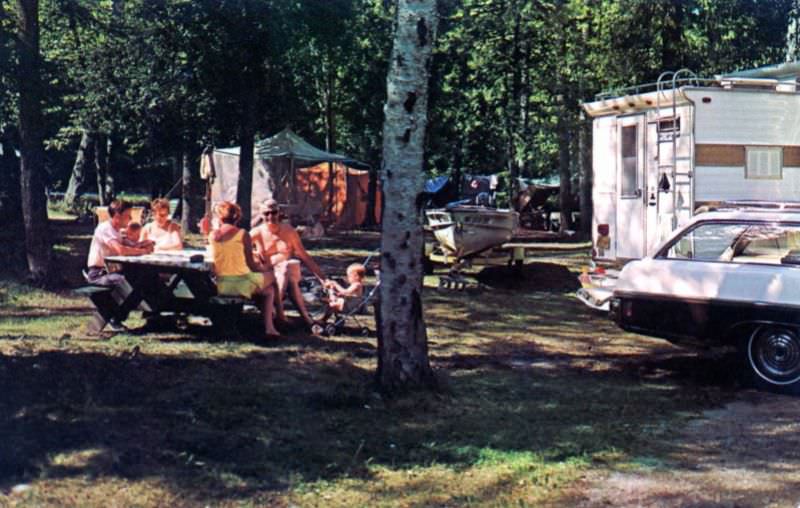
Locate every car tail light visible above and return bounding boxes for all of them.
[623,301,633,318]
[595,266,606,275]
[598,224,609,236]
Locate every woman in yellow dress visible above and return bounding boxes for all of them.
[206,201,280,338]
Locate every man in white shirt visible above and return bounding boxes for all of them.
[85,200,153,331]
[86,199,153,284]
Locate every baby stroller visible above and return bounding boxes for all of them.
[303,252,380,337]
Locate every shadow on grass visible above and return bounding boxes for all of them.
[0,339,756,505]
[3,220,798,505]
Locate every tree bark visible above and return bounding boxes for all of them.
[16,0,51,282]
[325,70,337,222]
[578,115,592,239]
[365,167,379,227]
[64,130,95,211]
[181,148,203,232]
[557,98,572,233]
[95,133,112,205]
[376,0,438,393]
[0,130,24,237]
[236,121,255,228]
[506,6,522,204]
[787,0,800,62]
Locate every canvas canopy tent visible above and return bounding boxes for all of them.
[201,128,378,228]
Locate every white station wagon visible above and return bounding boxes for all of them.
[578,209,800,393]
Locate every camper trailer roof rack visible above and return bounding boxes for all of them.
[595,76,718,101]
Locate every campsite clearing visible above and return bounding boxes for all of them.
[0,217,798,507]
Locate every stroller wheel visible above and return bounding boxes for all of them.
[311,323,324,336]
[324,323,338,336]
[360,327,371,337]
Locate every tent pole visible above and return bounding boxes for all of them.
[328,161,335,223]
[290,156,296,207]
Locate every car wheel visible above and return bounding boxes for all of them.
[746,325,800,393]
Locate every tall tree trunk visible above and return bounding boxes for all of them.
[579,115,592,239]
[506,6,522,204]
[365,166,379,227]
[557,99,572,233]
[181,147,202,233]
[660,0,684,70]
[325,69,337,222]
[787,0,800,61]
[0,130,24,237]
[64,130,94,211]
[376,0,437,393]
[16,0,51,282]
[95,133,111,205]
[236,116,255,228]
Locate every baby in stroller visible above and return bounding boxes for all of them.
[321,263,366,320]
[311,262,374,336]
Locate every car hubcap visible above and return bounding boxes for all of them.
[748,326,800,386]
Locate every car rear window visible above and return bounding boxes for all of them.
[660,221,800,264]
[664,223,748,260]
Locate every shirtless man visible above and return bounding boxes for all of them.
[250,199,327,327]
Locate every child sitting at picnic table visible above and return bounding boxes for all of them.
[204,201,280,338]
[320,263,366,321]
[122,222,155,250]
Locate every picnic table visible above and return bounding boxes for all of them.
[84,249,247,334]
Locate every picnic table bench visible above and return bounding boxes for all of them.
[80,249,248,334]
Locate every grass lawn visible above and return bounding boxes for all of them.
[0,216,741,507]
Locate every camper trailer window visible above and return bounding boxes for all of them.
[745,146,782,180]
[621,125,638,196]
[657,117,680,134]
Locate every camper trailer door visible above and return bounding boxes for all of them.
[616,114,647,259]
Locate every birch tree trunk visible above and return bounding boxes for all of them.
[377,0,437,393]
[64,130,94,211]
[95,133,111,205]
[787,0,800,62]
[16,0,51,282]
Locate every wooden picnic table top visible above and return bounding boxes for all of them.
[106,249,213,271]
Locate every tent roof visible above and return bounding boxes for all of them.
[215,127,370,169]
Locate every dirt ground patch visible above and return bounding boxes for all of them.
[571,392,800,507]
[475,262,580,291]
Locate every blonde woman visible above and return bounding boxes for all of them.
[141,198,183,251]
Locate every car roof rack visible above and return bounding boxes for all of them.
[699,200,800,213]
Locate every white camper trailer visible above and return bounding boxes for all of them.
[583,64,800,262]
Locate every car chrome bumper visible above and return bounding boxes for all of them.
[576,287,613,312]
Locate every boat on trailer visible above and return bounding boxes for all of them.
[426,206,519,259]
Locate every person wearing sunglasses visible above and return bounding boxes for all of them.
[251,199,328,329]
[206,201,280,338]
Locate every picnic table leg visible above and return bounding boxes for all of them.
[86,311,108,334]
[208,301,244,340]
[82,287,120,334]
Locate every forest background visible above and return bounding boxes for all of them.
[0,0,797,275]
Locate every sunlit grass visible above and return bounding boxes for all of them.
[0,224,740,507]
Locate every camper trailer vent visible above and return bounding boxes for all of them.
[745,146,783,180]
